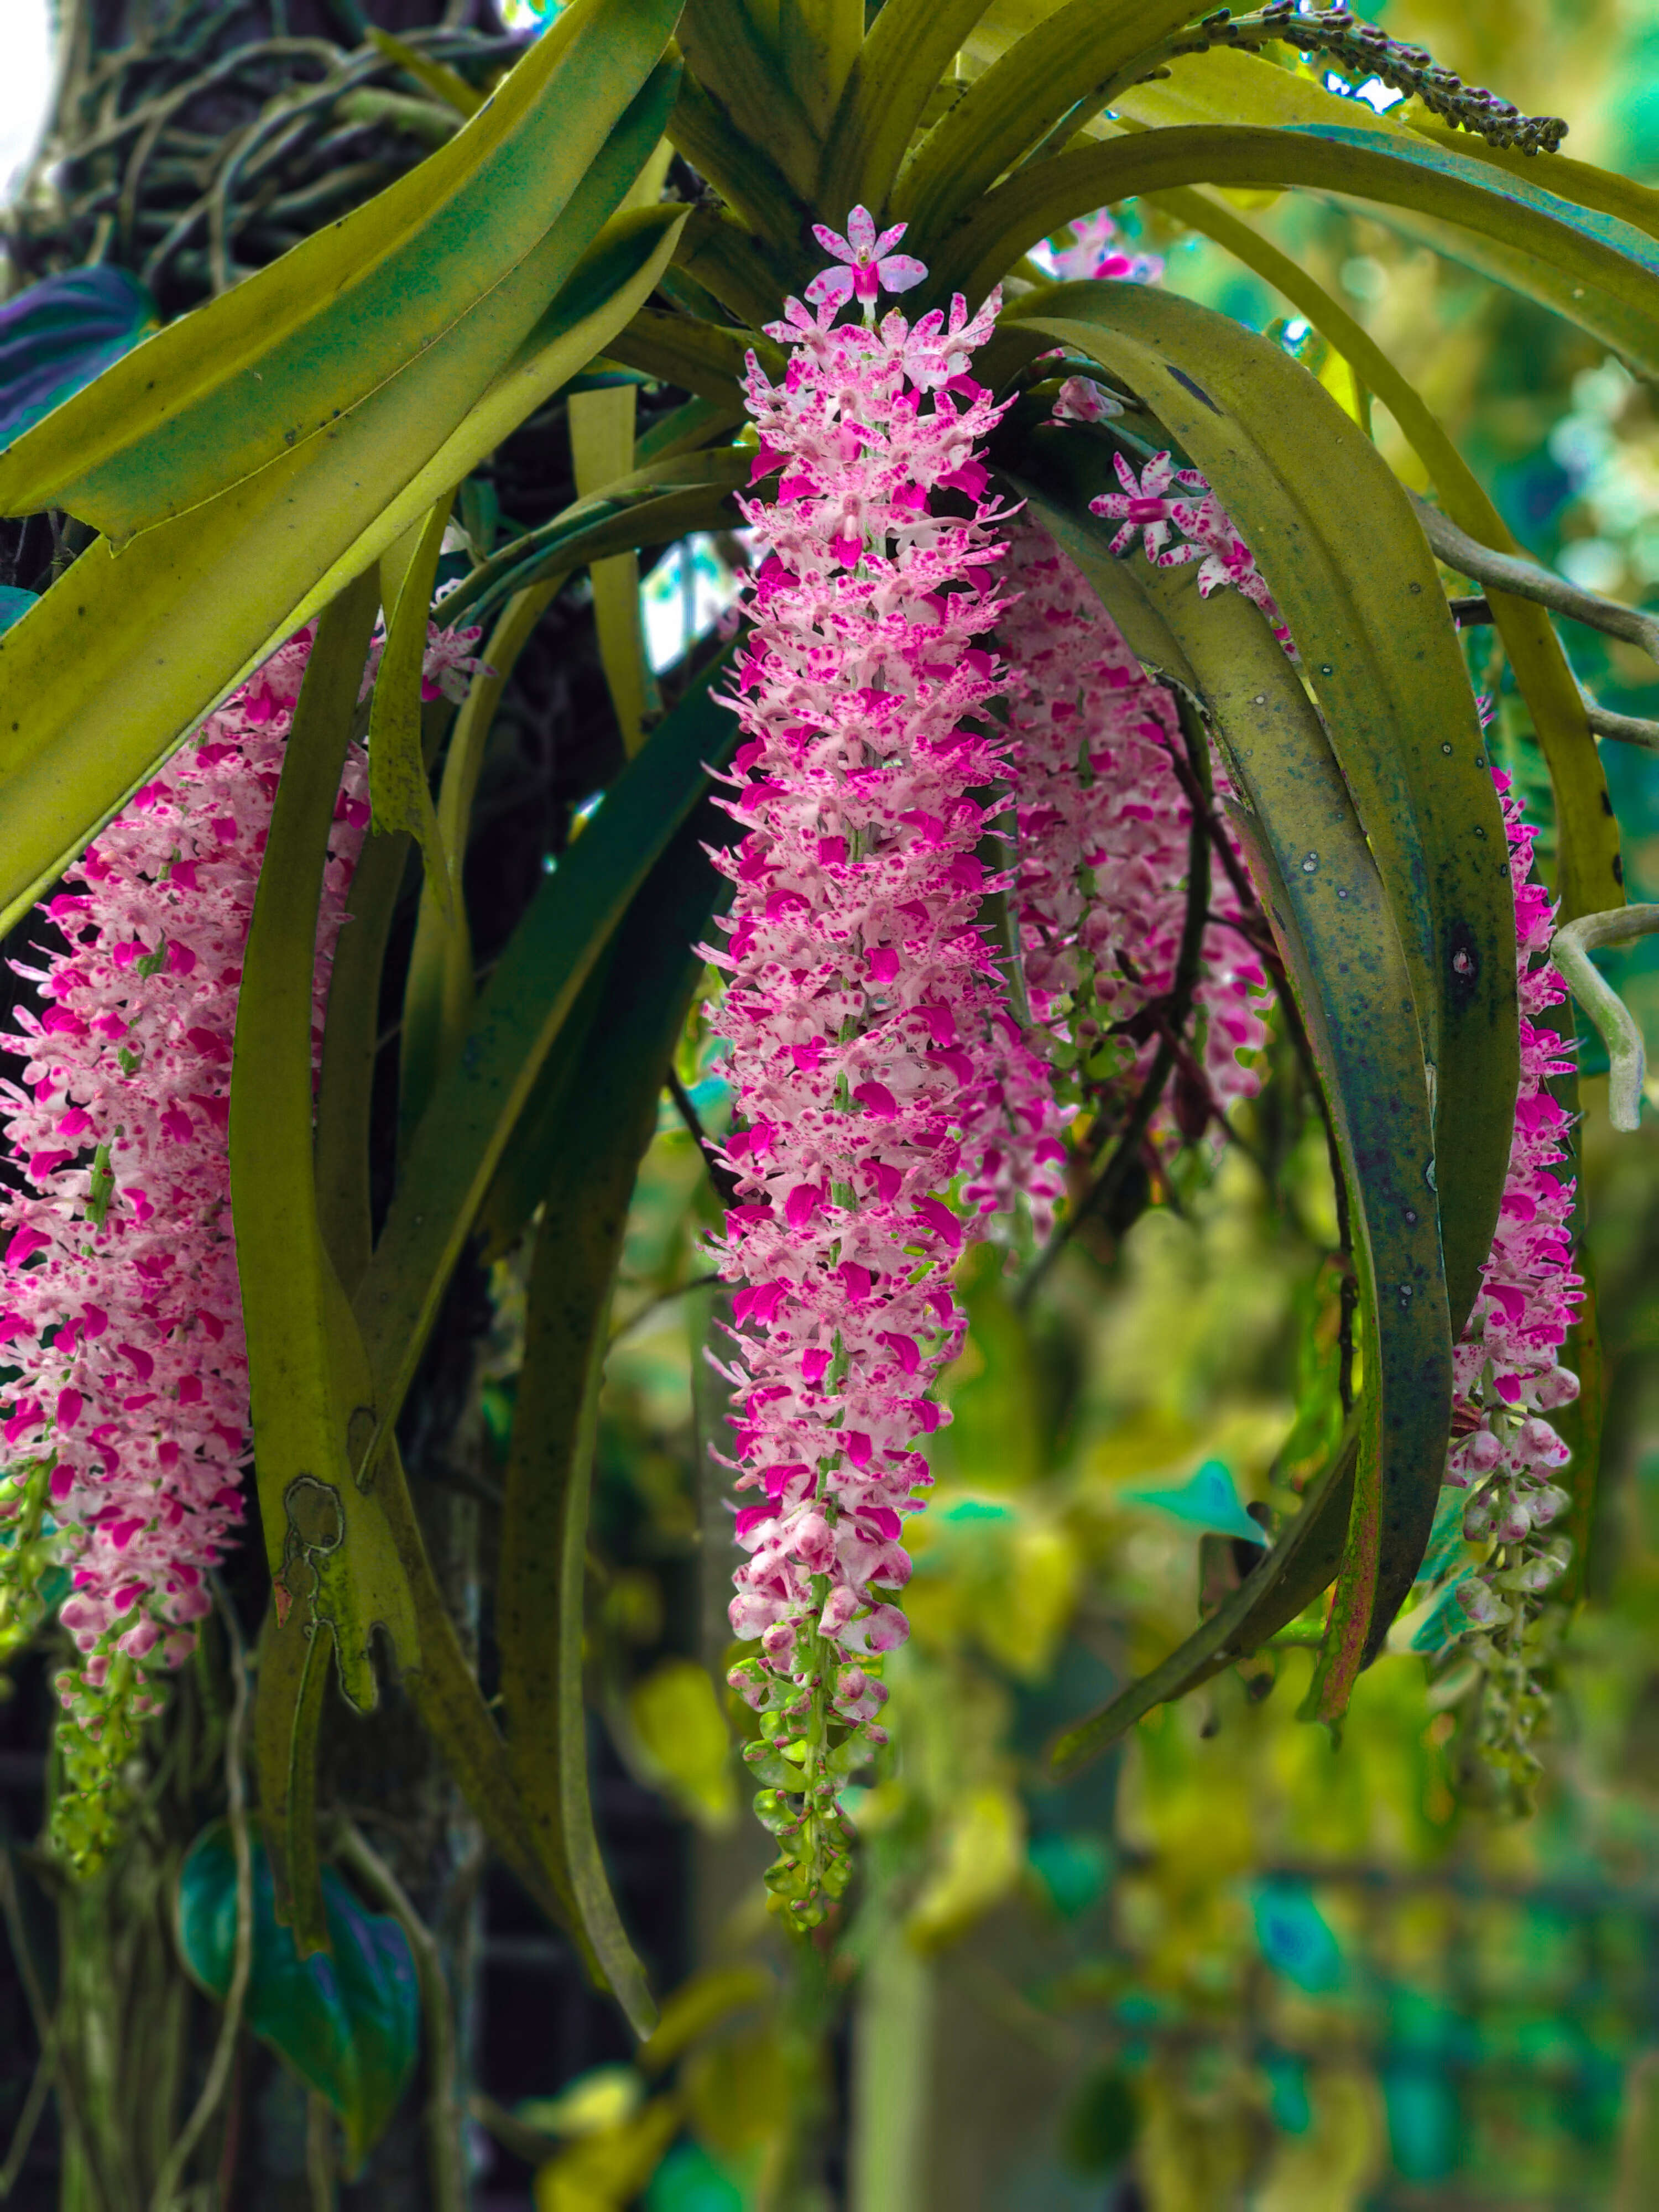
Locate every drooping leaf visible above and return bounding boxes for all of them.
[1006,292,1516,1343]
[497,805,733,2039]
[932,126,1659,376]
[1109,46,1659,368]
[399,581,562,1154]
[0,179,684,940]
[1139,181,1624,924]
[890,0,1212,249]
[352,659,739,1471]
[0,0,682,538]
[0,267,156,448]
[570,383,655,755]
[1049,1438,1359,1778]
[177,1822,419,2176]
[369,493,457,927]
[445,456,744,628]
[1014,469,1449,1726]
[230,571,421,1727]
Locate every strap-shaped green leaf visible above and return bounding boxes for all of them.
[1008,296,1515,1342]
[499,814,725,2051]
[1049,1438,1357,1777]
[233,579,425,1952]
[818,0,995,218]
[444,456,747,627]
[370,495,457,927]
[677,0,820,199]
[0,189,685,941]
[1138,549,1449,1695]
[570,384,655,757]
[0,0,682,539]
[316,827,410,1298]
[1011,468,1455,1701]
[890,0,1207,247]
[352,659,739,1465]
[933,127,1659,377]
[367,1433,658,2031]
[1109,47,1659,358]
[667,66,808,240]
[1141,182,1624,925]
[399,581,560,1149]
[269,199,690,650]
[254,1608,335,1951]
[779,0,863,138]
[606,308,774,408]
[231,571,422,1714]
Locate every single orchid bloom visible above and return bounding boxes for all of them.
[805,206,927,314]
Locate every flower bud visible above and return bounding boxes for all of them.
[1528,1483,1572,1529]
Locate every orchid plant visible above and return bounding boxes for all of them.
[0,0,1656,2185]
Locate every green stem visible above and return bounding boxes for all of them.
[336,1823,466,2212]
[146,1584,253,2211]
[1550,904,1659,1130]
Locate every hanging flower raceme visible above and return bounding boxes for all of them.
[0,617,481,1862]
[1442,770,1583,1780]
[706,212,1055,1921]
[995,524,1271,1149]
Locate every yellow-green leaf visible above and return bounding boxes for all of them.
[0,0,682,538]
[1008,288,1516,1339]
[1143,180,1624,924]
[369,493,457,925]
[570,383,655,755]
[398,581,560,1148]
[819,0,998,221]
[0,186,685,940]
[366,24,487,116]
[932,124,1659,376]
[229,570,421,1724]
[891,0,1209,247]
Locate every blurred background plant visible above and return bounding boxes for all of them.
[3,0,1659,2207]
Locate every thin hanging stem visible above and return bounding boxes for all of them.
[1017,691,1212,1307]
[148,1580,254,2212]
[335,1822,466,2212]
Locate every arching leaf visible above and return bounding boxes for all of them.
[1138,181,1624,924]
[932,126,1659,377]
[351,658,739,1469]
[1021,480,1453,1707]
[498,805,732,2048]
[0,187,684,941]
[0,0,683,537]
[1004,291,1516,1342]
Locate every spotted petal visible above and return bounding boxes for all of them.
[874,254,927,296]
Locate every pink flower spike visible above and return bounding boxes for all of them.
[0,609,481,1837]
